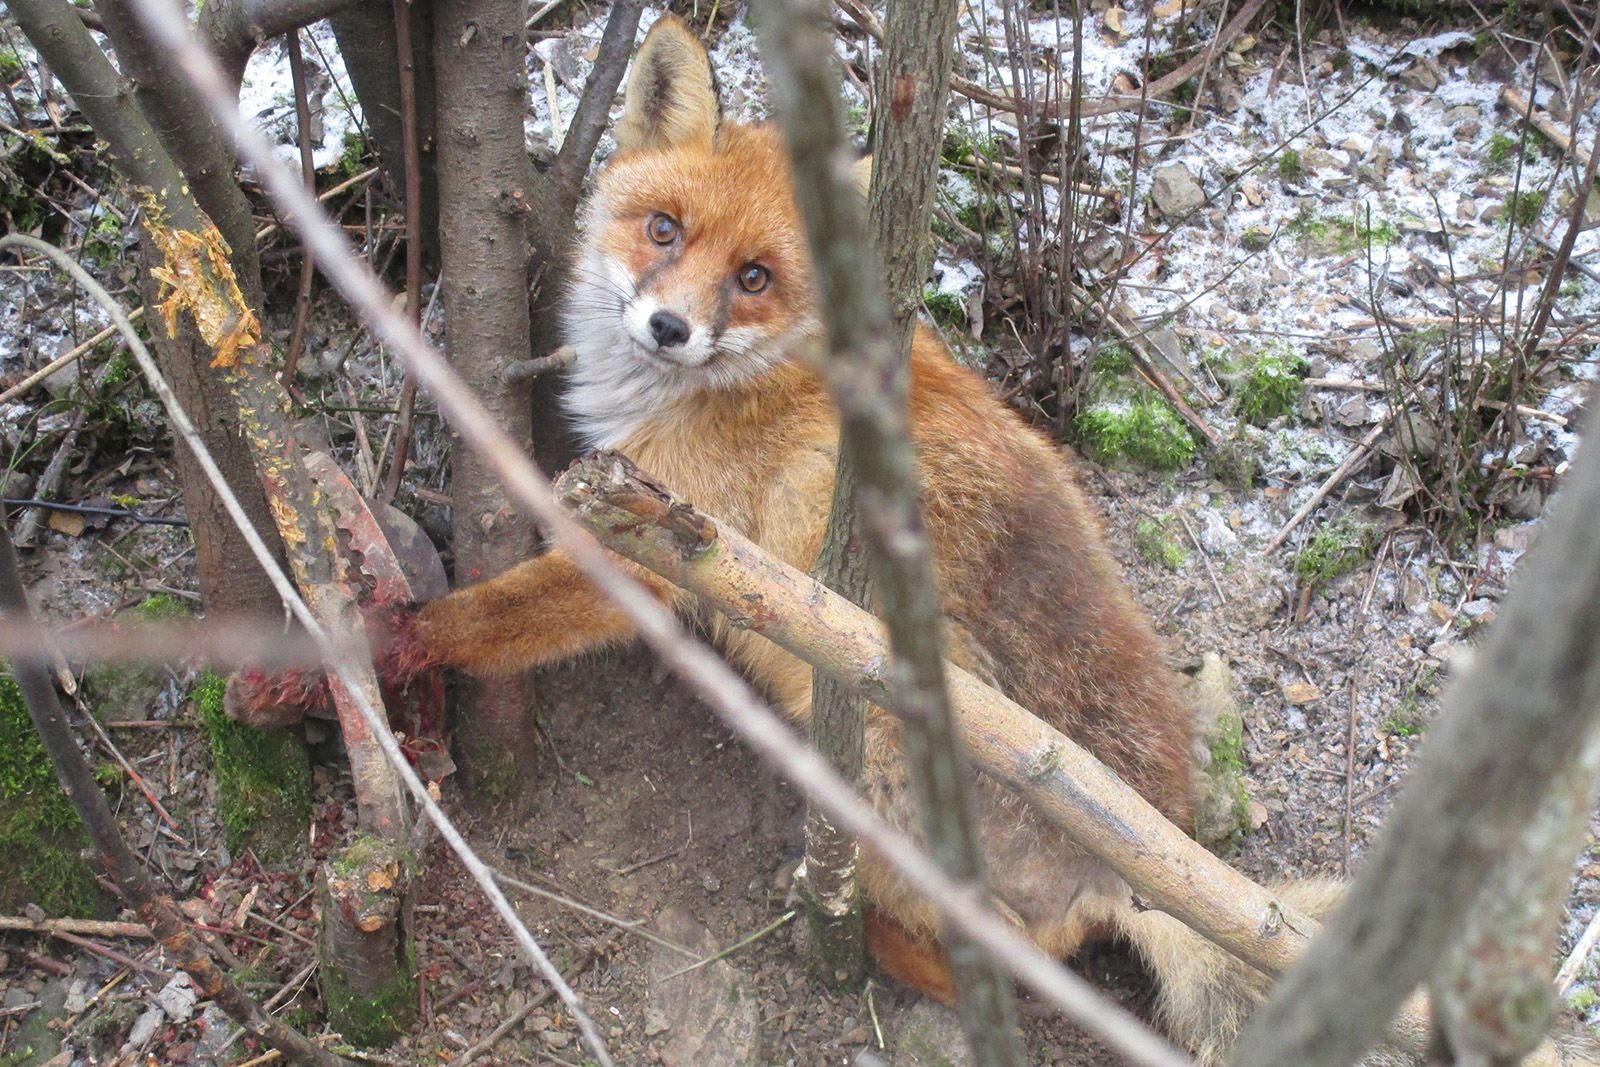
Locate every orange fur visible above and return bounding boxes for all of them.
[415,11,1222,1056]
[864,907,957,1006]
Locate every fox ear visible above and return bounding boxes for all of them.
[615,16,720,156]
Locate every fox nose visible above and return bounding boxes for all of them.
[648,310,691,349]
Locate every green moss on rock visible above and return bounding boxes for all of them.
[1294,516,1381,592]
[1075,399,1199,471]
[195,672,311,864]
[0,672,103,917]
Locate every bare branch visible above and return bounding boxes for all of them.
[753,0,1027,1058]
[200,0,357,89]
[551,0,643,205]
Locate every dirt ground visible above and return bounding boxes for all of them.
[4,0,1600,1062]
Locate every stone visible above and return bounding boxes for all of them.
[0,469,33,499]
[647,907,760,1067]
[1150,162,1206,216]
[1398,61,1439,91]
[888,999,974,1067]
[156,973,197,1023]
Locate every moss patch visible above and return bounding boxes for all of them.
[1135,517,1189,570]
[195,672,311,864]
[1075,399,1199,471]
[0,672,103,917]
[1294,516,1382,592]
[1235,348,1308,426]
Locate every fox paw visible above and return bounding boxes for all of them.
[222,601,440,730]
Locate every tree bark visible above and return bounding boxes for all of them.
[97,0,265,311]
[327,0,441,267]
[201,0,358,92]
[12,0,283,622]
[801,445,870,990]
[432,0,542,798]
[317,835,416,1046]
[1232,400,1600,1067]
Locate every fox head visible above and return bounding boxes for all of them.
[563,15,825,447]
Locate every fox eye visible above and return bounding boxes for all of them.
[737,264,771,294]
[647,213,680,246]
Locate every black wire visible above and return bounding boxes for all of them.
[3,498,189,527]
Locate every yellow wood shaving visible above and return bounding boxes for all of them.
[144,216,260,368]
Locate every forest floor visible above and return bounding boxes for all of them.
[2,0,1600,1065]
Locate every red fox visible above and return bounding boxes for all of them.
[393,14,1302,1061]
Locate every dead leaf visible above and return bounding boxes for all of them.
[1247,801,1269,830]
[1111,72,1138,97]
[1103,6,1125,36]
[47,509,86,537]
[367,867,395,892]
[1282,681,1321,705]
[1242,177,1264,206]
[1153,0,1186,19]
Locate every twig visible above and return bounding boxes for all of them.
[0,312,140,405]
[78,706,184,832]
[16,407,87,545]
[1176,513,1226,605]
[1343,668,1359,875]
[377,0,424,505]
[1264,413,1398,553]
[216,961,322,1059]
[502,345,576,383]
[50,930,157,973]
[1500,85,1593,171]
[0,614,333,670]
[960,154,1120,200]
[1556,908,1600,994]
[492,869,700,959]
[253,167,379,244]
[0,915,151,937]
[1,498,189,526]
[378,272,442,501]
[525,0,572,28]
[452,944,608,1067]
[661,910,796,980]
[280,27,318,394]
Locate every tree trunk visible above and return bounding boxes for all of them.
[13,0,282,621]
[801,444,870,990]
[97,0,265,311]
[432,0,543,798]
[327,0,441,268]
[317,835,416,1047]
